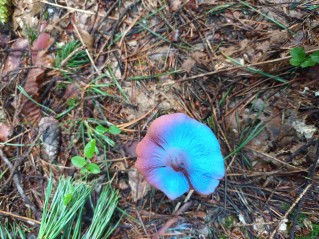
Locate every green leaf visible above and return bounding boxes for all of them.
[108,125,121,135]
[289,58,303,66]
[95,125,108,134]
[63,192,73,205]
[71,156,87,168]
[310,51,319,63]
[87,163,101,174]
[300,57,316,68]
[80,168,89,174]
[84,139,96,159]
[290,47,306,61]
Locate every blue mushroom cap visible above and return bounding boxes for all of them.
[135,113,225,200]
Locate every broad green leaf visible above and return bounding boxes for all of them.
[108,125,121,135]
[95,125,107,134]
[84,139,96,159]
[80,168,89,174]
[63,192,73,205]
[71,156,87,168]
[289,58,302,66]
[300,57,316,68]
[310,51,319,63]
[87,163,101,174]
[290,47,306,61]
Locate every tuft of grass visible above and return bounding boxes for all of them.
[38,176,121,239]
[24,24,38,44]
[37,177,92,239]
[0,222,27,239]
[82,185,121,239]
[55,40,89,69]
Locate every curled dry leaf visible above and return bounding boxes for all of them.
[0,122,12,142]
[39,117,60,162]
[77,28,93,52]
[1,38,29,81]
[20,32,54,124]
[181,58,196,73]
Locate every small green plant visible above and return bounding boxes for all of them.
[290,47,319,68]
[83,119,121,147]
[55,40,89,69]
[0,222,28,239]
[38,176,121,239]
[71,139,101,175]
[295,213,319,239]
[67,98,78,108]
[24,24,38,44]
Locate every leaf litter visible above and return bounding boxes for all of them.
[0,0,319,238]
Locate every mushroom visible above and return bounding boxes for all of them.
[135,113,225,200]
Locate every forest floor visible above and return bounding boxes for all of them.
[0,0,319,238]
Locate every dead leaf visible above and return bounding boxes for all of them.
[77,28,93,51]
[239,39,249,51]
[181,58,196,73]
[128,168,151,202]
[0,123,12,142]
[64,83,81,100]
[256,41,270,53]
[191,51,208,64]
[20,32,54,124]
[269,30,288,45]
[1,39,29,81]
[170,0,182,11]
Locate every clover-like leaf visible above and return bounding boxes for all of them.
[289,58,303,66]
[310,51,319,63]
[108,125,121,135]
[71,156,87,168]
[300,57,316,68]
[80,168,89,174]
[87,163,101,174]
[290,47,306,61]
[84,139,96,159]
[95,125,108,134]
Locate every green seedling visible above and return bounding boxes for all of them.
[67,98,78,108]
[290,47,319,68]
[0,222,28,239]
[55,40,89,69]
[71,139,101,175]
[83,119,121,147]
